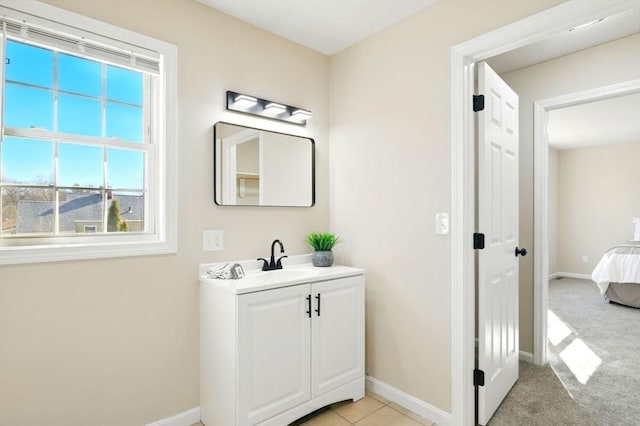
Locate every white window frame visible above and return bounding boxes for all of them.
[0,0,177,265]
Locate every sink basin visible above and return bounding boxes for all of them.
[248,268,321,284]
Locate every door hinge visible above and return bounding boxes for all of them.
[473,369,485,387]
[473,233,485,250]
[473,94,485,112]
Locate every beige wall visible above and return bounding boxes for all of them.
[328,0,565,412]
[236,139,260,205]
[554,142,640,274]
[236,139,260,175]
[501,33,640,353]
[548,147,559,274]
[0,1,329,424]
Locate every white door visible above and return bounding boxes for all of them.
[237,284,311,425]
[311,276,365,397]
[477,61,521,425]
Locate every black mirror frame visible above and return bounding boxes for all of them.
[213,121,315,207]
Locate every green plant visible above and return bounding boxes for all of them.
[107,199,130,232]
[118,220,129,232]
[107,199,122,232]
[305,232,339,251]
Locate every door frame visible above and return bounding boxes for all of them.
[450,1,639,424]
[220,128,261,204]
[532,78,640,366]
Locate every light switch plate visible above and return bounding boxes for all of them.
[203,229,224,251]
[436,212,449,235]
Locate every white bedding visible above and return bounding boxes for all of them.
[592,246,640,295]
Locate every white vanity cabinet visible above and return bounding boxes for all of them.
[310,277,365,397]
[237,284,311,425]
[200,265,365,426]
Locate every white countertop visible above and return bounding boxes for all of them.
[199,254,364,294]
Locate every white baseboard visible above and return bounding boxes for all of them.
[549,272,591,281]
[146,407,200,426]
[366,376,451,426]
[519,350,534,363]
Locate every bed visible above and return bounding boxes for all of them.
[592,245,640,308]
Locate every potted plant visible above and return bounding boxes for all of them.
[305,232,339,267]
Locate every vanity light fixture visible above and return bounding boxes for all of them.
[231,94,258,109]
[263,102,287,117]
[226,90,312,125]
[289,109,312,123]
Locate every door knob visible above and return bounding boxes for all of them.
[515,247,528,257]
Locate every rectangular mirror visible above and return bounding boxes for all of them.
[214,122,315,207]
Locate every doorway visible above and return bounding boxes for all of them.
[450,2,640,424]
[532,79,640,365]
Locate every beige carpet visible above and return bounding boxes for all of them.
[489,277,640,425]
[488,360,593,426]
[546,278,640,425]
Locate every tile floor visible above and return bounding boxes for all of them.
[193,391,436,426]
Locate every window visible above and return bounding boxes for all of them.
[0,2,177,264]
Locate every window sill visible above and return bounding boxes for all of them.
[0,235,177,265]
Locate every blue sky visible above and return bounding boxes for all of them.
[1,40,145,190]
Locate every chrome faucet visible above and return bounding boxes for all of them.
[257,239,287,271]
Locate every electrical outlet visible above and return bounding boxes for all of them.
[582,255,588,263]
[203,230,224,251]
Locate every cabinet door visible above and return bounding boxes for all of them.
[237,284,311,426]
[311,275,365,397]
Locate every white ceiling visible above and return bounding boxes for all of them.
[197,0,438,56]
[547,92,640,150]
[198,0,639,62]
